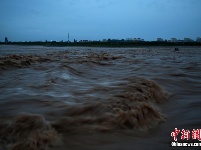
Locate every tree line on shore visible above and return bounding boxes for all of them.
[0,41,201,47]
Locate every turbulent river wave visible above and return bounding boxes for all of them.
[0,45,201,150]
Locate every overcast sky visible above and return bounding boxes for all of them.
[0,0,201,42]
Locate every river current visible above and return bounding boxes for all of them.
[0,45,201,150]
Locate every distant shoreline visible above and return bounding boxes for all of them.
[1,41,201,47]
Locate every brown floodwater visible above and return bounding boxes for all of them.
[0,45,201,150]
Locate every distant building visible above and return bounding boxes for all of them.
[177,40,184,43]
[157,38,163,42]
[109,39,125,42]
[79,40,89,43]
[126,38,133,41]
[171,38,177,42]
[126,38,144,42]
[196,37,201,42]
[102,39,107,42]
[183,38,194,42]
[5,37,8,43]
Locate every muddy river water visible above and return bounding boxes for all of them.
[0,45,201,150]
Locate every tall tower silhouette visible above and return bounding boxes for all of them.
[5,37,8,43]
[68,33,69,42]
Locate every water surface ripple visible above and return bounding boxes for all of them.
[0,46,201,150]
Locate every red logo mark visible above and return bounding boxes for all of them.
[171,128,201,141]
